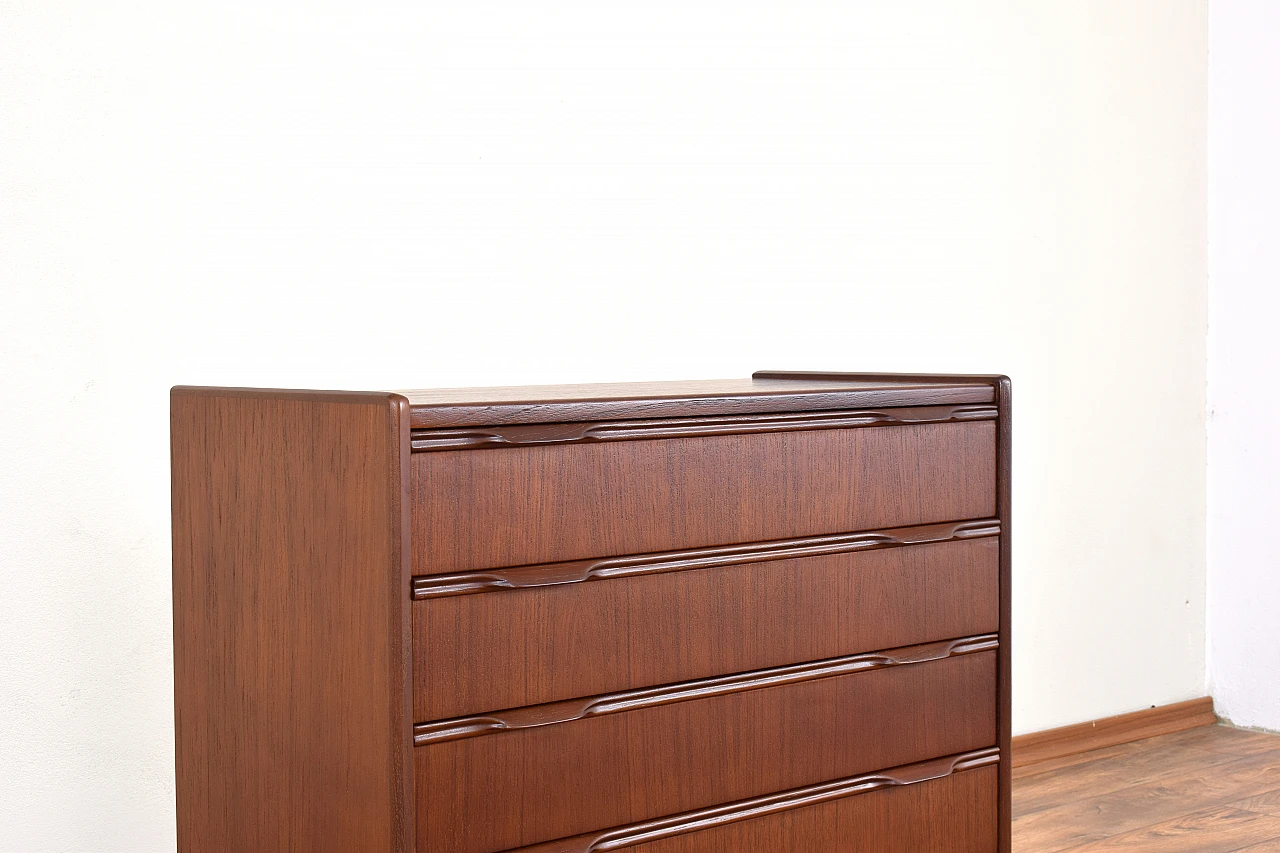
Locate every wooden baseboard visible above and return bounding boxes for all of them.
[1012,697,1218,769]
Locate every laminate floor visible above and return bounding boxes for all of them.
[1013,725,1280,852]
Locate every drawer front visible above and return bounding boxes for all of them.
[411,422,996,575]
[606,765,998,853]
[415,650,997,853]
[413,537,999,721]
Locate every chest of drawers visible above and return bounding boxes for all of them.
[171,371,1011,853]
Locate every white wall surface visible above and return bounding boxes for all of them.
[1,2,1208,850]
[1207,0,1280,732]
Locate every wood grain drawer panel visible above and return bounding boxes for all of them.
[411,421,996,575]
[413,537,998,721]
[610,765,997,853]
[511,762,999,853]
[414,650,997,853]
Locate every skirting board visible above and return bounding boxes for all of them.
[1012,697,1218,770]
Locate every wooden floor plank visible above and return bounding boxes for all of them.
[1012,726,1280,853]
[1013,742,1243,819]
[1059,806,1280,852]
[1231,788,1280,818]
[1151,726,1280,757]
[1012,751,1280,853]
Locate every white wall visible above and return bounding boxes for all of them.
[1,3,1208,850]
[1207,0,1280,732]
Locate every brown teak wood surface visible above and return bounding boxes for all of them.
[413,536,998,721]
[170,388,414,853]
[547,766,1000,853]
[505,753,1000,853]
[1013,725,1280,853]
[417,651,998,853]
[626,765,999,853]
[172,373,1011,853]
[412,420,996,575]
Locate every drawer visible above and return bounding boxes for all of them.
[414,648,997,853]
[511,762,999,853]
[411,421,997,575]
[413,536,999,721]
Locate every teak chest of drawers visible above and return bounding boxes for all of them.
[171,371,1011,853]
